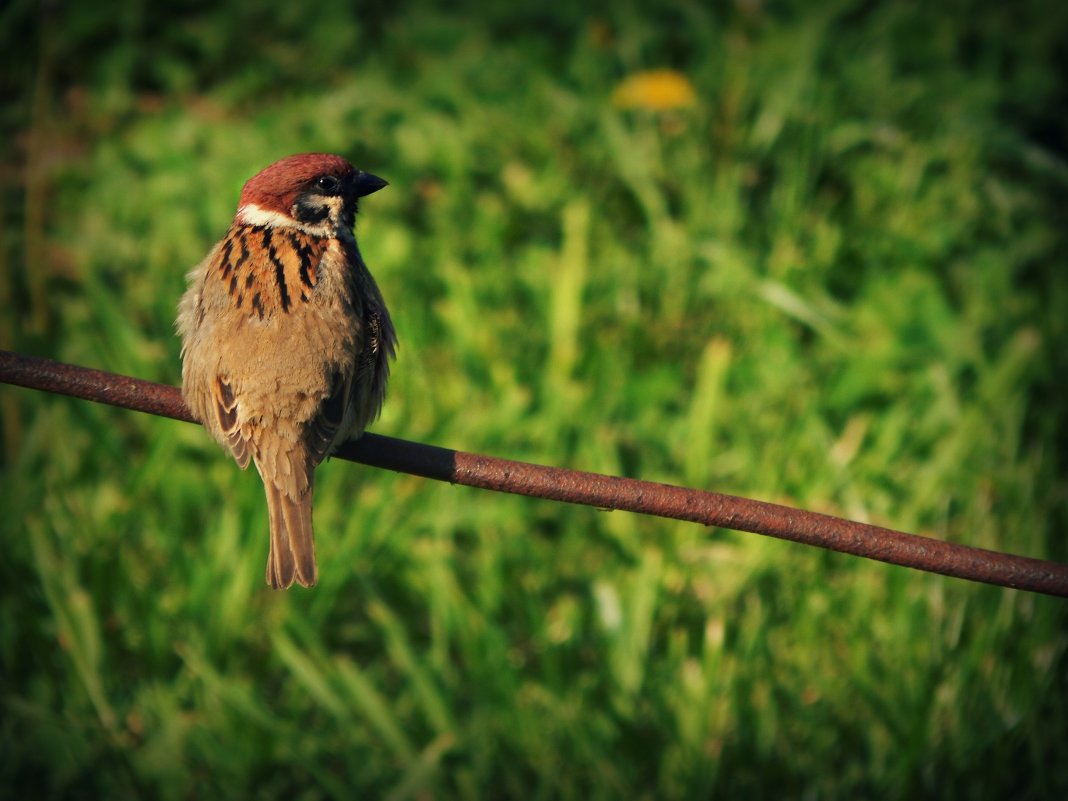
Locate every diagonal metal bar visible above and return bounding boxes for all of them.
[2,348,1067,598]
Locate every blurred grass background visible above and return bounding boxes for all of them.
[2,0,1068,797]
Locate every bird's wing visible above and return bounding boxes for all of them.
[351,258,398,427]
[212,374,251,469]
[303,369,352,469]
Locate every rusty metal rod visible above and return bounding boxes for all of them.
[3,348,1067,597]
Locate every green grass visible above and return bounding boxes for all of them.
[3,1,1068,798]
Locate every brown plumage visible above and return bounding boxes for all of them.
[177,153,396,588]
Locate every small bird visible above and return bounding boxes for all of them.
[177,153,396,589]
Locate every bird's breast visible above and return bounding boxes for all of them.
[215,224,335,322]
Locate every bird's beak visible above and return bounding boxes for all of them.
[353,171,388,197]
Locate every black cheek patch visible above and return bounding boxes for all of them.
[293,197,330,224]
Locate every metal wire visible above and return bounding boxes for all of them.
[3,348,1067,597]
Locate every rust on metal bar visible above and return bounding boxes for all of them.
[0,349,195,424]
[3,348,1068,598]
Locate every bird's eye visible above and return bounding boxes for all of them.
[315,175,341,194]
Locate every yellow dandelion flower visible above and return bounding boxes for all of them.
[612,69,697,111]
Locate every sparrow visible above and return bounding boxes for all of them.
[177,153,396,589]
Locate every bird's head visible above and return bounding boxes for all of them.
[235,153,387,236]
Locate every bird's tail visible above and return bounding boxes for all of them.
[263,479,317,589]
